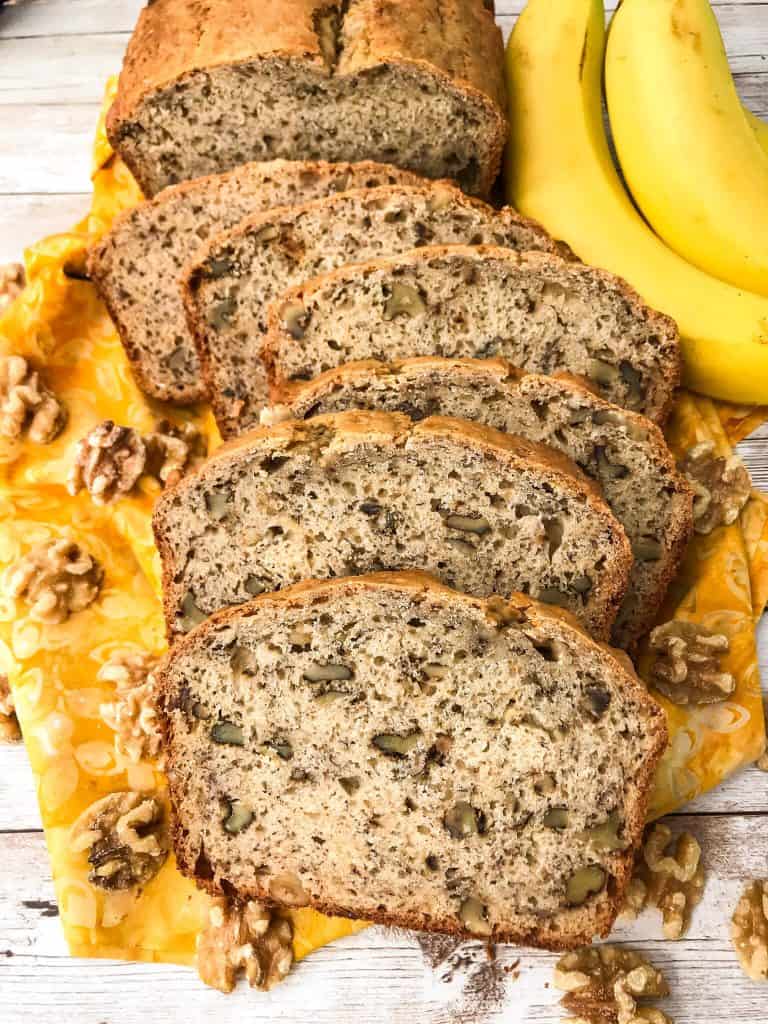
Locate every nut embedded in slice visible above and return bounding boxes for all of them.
[647,620,735,705]
[731,880,768,982]
[0,354,66,444]
[5,538,103,624]
[98,651,162,763]
[196,896,293,993]
[69,791,168,890]
[680,439,751,534]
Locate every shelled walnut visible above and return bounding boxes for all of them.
[99,651,162,763]
[197,896,294,993]
[0,262,24,313]
[145,419,206,488]
[0,354,66,444]
[731,880,768,981]
[680,440,751,534]
[5,538,103,624]
[70,791,168,890]
[620,824,705,940]
[647,620,735,705]
[0,673,21,742]
[555,945,670,1024]
[68,421,147,504]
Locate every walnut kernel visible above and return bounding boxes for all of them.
[731,880,768,981]
[0,354,66,444]
[648,620,735,705]
[0,262,25,314]
[555,945,670,1024]
[70,791,168,890]
[0,673,21,742]
[681,440,751,534]
[99,651,162,763]
[197,896,294,992]
[68,421,147,505]
[5,538,103,624]
[145,419,206,488]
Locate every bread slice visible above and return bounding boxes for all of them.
[153,411,633,644]
[263,246,681,424]
[183,185,564,437]
[88,160,427,404]
[263,358,693,647]
[107,0,507,198]
[157,571,668,950]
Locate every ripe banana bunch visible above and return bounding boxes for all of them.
[505,0,768,405]
[606,0,768,297]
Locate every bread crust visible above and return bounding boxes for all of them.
[107,0,507,197]
[261,244,682,425]
[152,410,634,642]
[266,355,694,645]
[156,570,668,950]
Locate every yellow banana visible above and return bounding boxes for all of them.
[605,0,768,296]
[746,108,768,158]
[505,0,768,406]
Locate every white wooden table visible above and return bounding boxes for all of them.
[1,2,767,1020]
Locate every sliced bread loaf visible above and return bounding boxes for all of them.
[158,571,668,949]
[107,0,507,198]
[88,160,427,404]
[263,246,681,423]
[183,185,564,437]
[153,411,633,643]
[263,358,693,647]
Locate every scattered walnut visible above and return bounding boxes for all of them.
[99,651,162,763]
[621,824,705,940]
[0,262,24,314]
[70,791,168,890]
[555,945,670,1024]
[647,619,735,705]
[0,354,66,444]
[5,538,103,624]
[68,421,147,504]
[681,440,751,534]
[197,896,294,993]
[731,880,768,981]
[145,419,206,488]
[0,673,21,742]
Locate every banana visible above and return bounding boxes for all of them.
[746,108,768,158]
[505,0,768,406]
[605,0,768,296]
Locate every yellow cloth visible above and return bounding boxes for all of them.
[0,80,765,968]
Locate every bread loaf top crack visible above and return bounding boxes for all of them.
[153,410,633,642]
[157,571,667,950]
[106,0,507,197]
[263,357,693,646]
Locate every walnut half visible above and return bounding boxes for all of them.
[70,791,168,891]
[647,620,735,705]
[681,440,751,534]
[5,538,103,624]
[0,262,25,314]
[732,880,768,981]
[0,354,66,444]
[197,896,294,993]
[98,651,162,764]
[68,421,147,505]
[555,945,670,1024]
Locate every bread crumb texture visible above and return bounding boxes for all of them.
[0,78,765,973]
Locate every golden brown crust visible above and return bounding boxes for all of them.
[152,410,634,642]
[107,0,507,196]
[157,570,668,950]
[260,243,682,424]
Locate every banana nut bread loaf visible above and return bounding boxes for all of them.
[183,184,564,437]
[106,0,507,198]
[88,160,427,404]
[262,357,693,647]
[157,572,668,949]
[264,246,681,423]
[153,411,633,643]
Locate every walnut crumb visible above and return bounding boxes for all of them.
[70,791,168,890]
[0,673,21,742]
[555,945,671,1024]
[681,440,751,534]
[620,824,705,940]
[0,262,25,314]
[731,880,768,981]
[648,619,735,705]
[197,896,294,993]
[0,354,66,444]
[99,651,162,764]
[5,538,103,624]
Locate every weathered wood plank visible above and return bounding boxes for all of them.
[0,103,99,195]
[0,194,90,263]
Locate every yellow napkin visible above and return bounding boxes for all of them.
[0,80,764,969]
